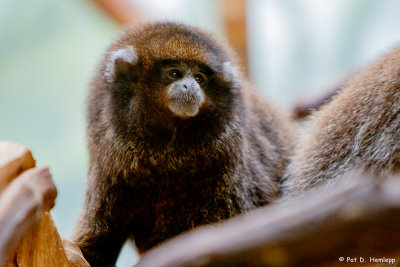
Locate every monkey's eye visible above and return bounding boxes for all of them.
[168,69,182,79]
[194,73,206,84]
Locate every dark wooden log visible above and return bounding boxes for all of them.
[293,85,340,119]
[136,173,400,267]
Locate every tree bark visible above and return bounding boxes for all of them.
[0,141,89,267]
[136,173,400,267]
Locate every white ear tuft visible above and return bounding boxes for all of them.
[222,61,239,83]
[105,46,138,81]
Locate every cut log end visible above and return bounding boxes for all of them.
[0,140,89,267]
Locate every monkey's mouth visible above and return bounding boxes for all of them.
[168,94,204,118]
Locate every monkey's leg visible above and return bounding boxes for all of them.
[72,175,131,266]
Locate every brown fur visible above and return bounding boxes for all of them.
[282,45,400,198]
[72,22,295,266]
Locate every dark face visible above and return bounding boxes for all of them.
[135,59,235,123]
[107,52,237,141]
[156,60,212,118]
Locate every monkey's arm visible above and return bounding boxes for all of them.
[72,172,131,266]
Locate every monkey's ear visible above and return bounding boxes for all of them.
[222,61,239,83]
[105,46,139,82]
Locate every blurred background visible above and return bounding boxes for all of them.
[1,0,400,265]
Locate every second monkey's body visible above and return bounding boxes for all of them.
[282,45,400,198]
[72,23,295,266]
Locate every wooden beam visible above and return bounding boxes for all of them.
[136,172,400,267]
[0,141,35,193]
[220,0,248,74]
[0,141,89,267]
[93,0,146,25]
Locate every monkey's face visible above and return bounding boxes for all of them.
[103,24,240,131]
[104,45,238,121]
[158,61,211,118]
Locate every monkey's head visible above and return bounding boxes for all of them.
[146,59,209,118]
[96,23,241,137]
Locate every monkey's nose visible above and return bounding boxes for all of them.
[167,83,205,117]
[179,82,196,94]
[171,83,202,103]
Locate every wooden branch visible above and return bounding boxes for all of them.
[136,173,400,267]
[0,141,89,267]
[292,72,353,120]
[0,166,56,265]
[220,0,248,74]
[93,0,146,25]
[0,141,35,193]
[0,141,37,265]
[292,86,339,120]
[62,238,91,267]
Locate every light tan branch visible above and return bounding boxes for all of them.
[0,141,89,267]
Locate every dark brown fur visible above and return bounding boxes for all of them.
[282,45,400,198]
[72,22,295,266]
